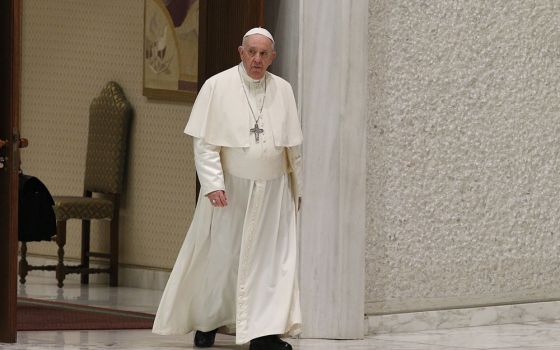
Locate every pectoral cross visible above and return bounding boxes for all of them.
[250,123,264,143]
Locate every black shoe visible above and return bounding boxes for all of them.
[194,328,218,348]
[250,335,292,350]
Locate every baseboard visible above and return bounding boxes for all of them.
[21,255,170,290]
[366,300,560,335]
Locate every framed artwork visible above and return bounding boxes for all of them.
[143,0,199,101]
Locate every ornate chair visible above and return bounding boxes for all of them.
[19,81,132,287]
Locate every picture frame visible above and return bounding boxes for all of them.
[143,0,199,102]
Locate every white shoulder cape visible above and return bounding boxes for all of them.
[184,66,303,147]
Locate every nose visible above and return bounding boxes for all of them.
[254,54,262,63]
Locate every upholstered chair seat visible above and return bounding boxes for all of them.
[52,196,114,221]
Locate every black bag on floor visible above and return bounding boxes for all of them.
[18,174,56,242]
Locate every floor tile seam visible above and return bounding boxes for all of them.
[367,336,486,350]
[416,321,547,334]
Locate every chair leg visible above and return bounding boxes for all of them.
[109,215,119,287]
[19,242,29,284]
[55,221,67,288]
[81,219,91,284]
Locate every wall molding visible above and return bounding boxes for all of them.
[366,300,560,335]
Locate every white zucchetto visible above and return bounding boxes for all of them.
[243,27,274,43]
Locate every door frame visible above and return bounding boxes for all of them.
[0,0,21,344]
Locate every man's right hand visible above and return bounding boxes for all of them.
[207,190,228,207]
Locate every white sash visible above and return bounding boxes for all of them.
[221,148,288,181]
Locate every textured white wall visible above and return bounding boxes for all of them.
[367,0,560,314]
[20,0,197,270]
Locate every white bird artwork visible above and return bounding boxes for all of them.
[155,26,168,59]
[147,24,172,74]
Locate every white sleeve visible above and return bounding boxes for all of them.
[193,137,225,196]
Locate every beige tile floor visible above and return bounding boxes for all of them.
[3,275,560,349]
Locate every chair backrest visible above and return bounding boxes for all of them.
[84,82,132,194]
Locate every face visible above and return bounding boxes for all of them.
[238,34,276,80]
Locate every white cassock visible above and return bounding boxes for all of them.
[152,63,303,345]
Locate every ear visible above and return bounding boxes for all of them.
[238,46,244,59]
[271,50,277,62]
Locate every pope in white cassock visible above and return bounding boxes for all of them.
[152,28,303,350]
